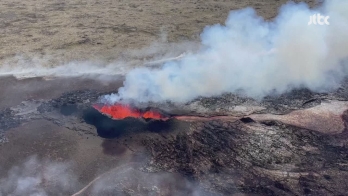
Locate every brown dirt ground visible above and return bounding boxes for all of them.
[0,0,317,65]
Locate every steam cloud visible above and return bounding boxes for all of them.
[0,157,211,196]
[0,41,195,80]
[0,156,79,196]
[102,0,348,104]
[89,164,207,196]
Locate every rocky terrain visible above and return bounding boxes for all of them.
[1,77,348,195]
[2,0,347,195]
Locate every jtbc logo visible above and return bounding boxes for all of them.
[308,13,330,25]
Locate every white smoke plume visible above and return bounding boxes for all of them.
[88,164,208,196]
[102,0,348,104]
[0,156,213,196]
[0,56,129,80]
[0,156,79,196]
[0,41,196,80]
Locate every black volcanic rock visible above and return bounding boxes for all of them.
[142,119,348,195]
[0,108,21,131]
[3,84,348,195]
[0,108,22,143]
[37,90,102,114]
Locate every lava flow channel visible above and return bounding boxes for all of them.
[93,104,240,122]
[93,103,168,120]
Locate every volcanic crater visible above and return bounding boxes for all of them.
[1,0,348,195]
[1,82,348,195]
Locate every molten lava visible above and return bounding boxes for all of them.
[93,103,240,122]
[93,104,168,120]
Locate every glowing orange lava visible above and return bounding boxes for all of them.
[93,104,167,120]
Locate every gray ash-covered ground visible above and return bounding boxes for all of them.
[1,81,348,195]
[0,0,337,194]
[143,120,348,195]
[197,81,348,115]
[37,90,102,113]
[0,109,20,143]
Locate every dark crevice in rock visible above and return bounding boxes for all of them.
[240,117,255,123]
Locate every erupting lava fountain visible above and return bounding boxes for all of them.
[93,104,169,121]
